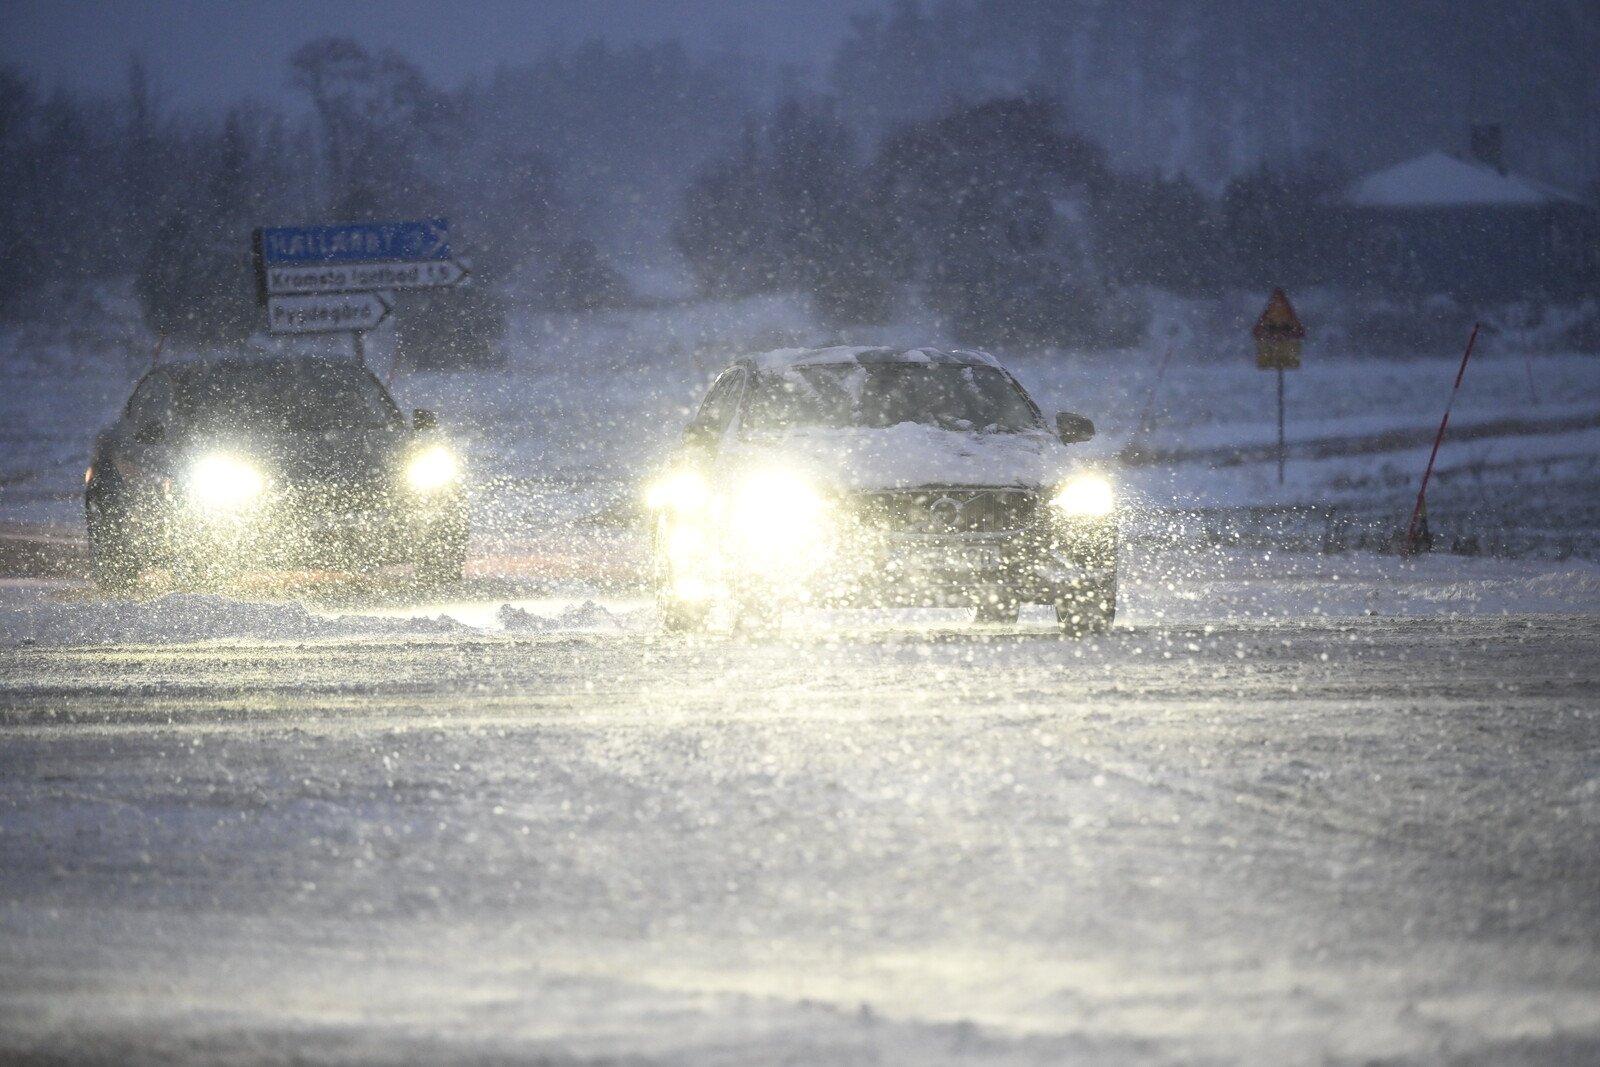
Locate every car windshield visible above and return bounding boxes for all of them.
[743,363,1041,434]
[173,363,399,432]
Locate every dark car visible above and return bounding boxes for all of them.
[645,346,1118,633]
[85,355,467,589]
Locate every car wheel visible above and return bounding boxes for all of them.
[86,499,139,592]
[1056,574,1116,637]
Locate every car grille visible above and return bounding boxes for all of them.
[279,480,395,516]
[850,488,1039,536]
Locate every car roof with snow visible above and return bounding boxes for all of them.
[148,354,373,377]
[128,357,393,419]
[134,356,386,399]
[746,346,1005,374]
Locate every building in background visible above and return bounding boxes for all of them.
[1338,129,1599,302]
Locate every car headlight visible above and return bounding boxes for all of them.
[729,470,826,548]
[1051,474,1114,517]
[188,453,265,510]
[645,469,709,513]
[406,445,459,492]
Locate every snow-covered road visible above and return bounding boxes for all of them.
[3,301,1599,1062]
[3,556,1598,1064]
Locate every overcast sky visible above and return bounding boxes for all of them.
[1,0,878,111]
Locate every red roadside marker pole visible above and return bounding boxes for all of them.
[1402,322,1480,560]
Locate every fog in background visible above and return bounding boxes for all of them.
[2,0,1597,354]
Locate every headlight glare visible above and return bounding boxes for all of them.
[645,469,709,513]
[406,445,459,492]
[188,454,265,510]
[729,470,825,547]
[1051,474,1114,517]
[672,575,711,601]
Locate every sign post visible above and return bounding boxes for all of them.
[1253,288,1305,485]
[252,218,466,363]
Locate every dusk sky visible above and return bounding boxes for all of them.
[0,0,876,110]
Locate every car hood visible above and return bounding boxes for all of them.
[176,425,411,486]
[729,425,1072,491]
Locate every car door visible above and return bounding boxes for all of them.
[110,369,180,497]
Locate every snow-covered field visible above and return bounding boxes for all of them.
[2,293,1599,1064]
[4,289,1600,553]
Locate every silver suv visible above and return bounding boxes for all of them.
[646,346,1118,633]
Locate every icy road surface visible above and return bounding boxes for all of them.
[3,558,1599,1065]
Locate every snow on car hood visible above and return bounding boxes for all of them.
[730,424,1074,491]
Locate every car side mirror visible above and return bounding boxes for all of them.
[134,420,165,444]
[1055,412,1096,444]
[412,409,438,432]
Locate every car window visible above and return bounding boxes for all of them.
[693,368,746,435]
[743,363,1042,434]
[173,363,402,432]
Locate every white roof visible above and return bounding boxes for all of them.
[1346,151,1582,208]
[749,346,1003,373]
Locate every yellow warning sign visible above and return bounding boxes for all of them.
[1253,288,1305,369]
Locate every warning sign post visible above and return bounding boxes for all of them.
[1253,288,1305,484]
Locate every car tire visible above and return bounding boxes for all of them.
[1056,574,1116,637]
[972,593,1021,624]
[86,499,139,592]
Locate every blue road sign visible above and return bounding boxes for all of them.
[259,219,450,265]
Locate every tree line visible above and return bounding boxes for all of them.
[2,0,1595,352]
[0,37,751,357]
[0,43,1371,352]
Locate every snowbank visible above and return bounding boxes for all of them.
[0,584,465,649]
[0,581,664,648]
[496,599,638,632]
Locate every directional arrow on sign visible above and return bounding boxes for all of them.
[266,291,393,334]
[259,219,450,265]
[264,259,468,295]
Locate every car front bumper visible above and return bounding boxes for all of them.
[152,489,466,572]
[799,519,1117,607]
[664,511,1117,609]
